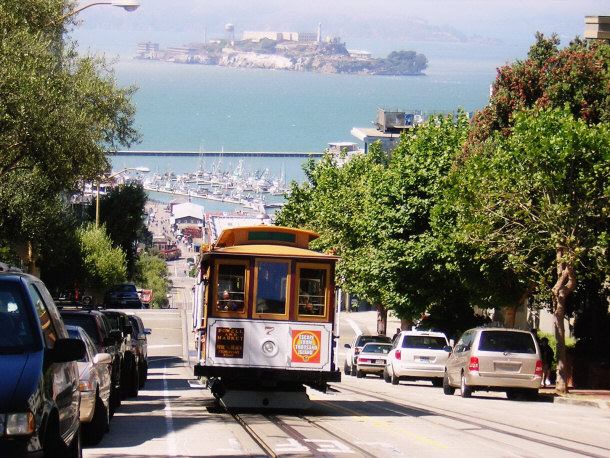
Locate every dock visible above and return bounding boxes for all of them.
[115,150,323,158]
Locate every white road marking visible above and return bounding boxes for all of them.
[162,365,178,456]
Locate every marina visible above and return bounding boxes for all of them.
[141,159,291,213]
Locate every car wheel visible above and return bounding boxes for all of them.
[443,371,455,395]
[42,415,63,458]
[128,361,139,398]
[84,395,108,446]
[109,384,121,417]
[138,360,148,389]
[391,370,400,385]
[343,361,350,375]
[383,367,391,383]
[460,372,472,398]
[356,370,364,378]
[350,364,357,376]
[66,425,82,458]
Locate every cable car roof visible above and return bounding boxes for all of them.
[214,226,320,249]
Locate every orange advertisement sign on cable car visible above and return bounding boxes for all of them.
[291,330,321,363]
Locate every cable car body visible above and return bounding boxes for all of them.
[193,225,341,408]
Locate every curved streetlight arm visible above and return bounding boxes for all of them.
[49,1,140,25]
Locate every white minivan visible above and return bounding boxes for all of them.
[384,330,451,386]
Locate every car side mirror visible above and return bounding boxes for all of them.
[144,328,151,335]
[49,338,86,363]
[344,343,351,349]
[93,352,113,365]
[443,345,452,353]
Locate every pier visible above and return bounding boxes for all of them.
[116,150,323,158]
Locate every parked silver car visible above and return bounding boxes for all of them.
[443,327,542,400]
[384,330,451,386]
[356,342,393,378]
[66,325,112,445]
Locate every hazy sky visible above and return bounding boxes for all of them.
[68,0,610,65]
[76,0,608,46]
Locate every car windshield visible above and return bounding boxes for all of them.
[358,335,391,346]
[112,284,136,293]
[0,283,38,353]
[61,315,101,345]
[478,330,537,354]
[402,336,447,349]
[362,343,392,354]
[104,314,120,330]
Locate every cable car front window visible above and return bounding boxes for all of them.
[216,263,246,312]
[255,261,288,314]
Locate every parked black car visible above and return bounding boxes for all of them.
[0,264,85,457]
[59,308,124,416]
[103,283,142,308]
[128,314,151,388]
[101,310,139,398]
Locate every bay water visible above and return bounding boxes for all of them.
[106,39,528,212]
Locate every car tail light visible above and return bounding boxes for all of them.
[395,349,402,360]
[354,348,360,355]
[535,360,543,376]
[468,357,479,372]
[359,358,370,363]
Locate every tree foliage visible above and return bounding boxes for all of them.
[135,252,171,309]
[77,223,126,296]
[89,183,151,279]
[277,112,470,330]
[465,33,610,154]
[0,0,140,270]
[450,107,610,392]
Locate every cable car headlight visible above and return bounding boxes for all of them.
[261,340,278,357]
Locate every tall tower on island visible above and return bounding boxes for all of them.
[317,23,322,42]
[225,23,235,44]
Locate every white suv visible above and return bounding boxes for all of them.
[384,330,451,386]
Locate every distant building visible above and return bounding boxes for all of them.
[171,202,205,230]
[325,142,363,166]
[584,16,610,41]
[351,108,424,153]
[347,49,372,59]
[135,42,160,59]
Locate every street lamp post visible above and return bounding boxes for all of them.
[96,166,150,227]
[49,1,140,25]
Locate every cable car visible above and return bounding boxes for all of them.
[193,225,341,408]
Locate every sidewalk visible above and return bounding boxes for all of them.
[343,310,610,409]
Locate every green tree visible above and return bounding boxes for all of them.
[134,253,171,309]
[77,223,127,301]
[88,183,150,279]
[465,34,610,153]
[451,107,610,393]
[278,112,470,333]
[0,0,140,270]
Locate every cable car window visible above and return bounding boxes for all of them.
[255,261,288,314]
[298,267,327,316]
[216,263,246,312]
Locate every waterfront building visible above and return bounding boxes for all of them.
[351,108,424,153]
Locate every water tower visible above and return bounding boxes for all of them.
[225,23,235,44]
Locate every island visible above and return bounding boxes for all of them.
[135,28,428,76]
